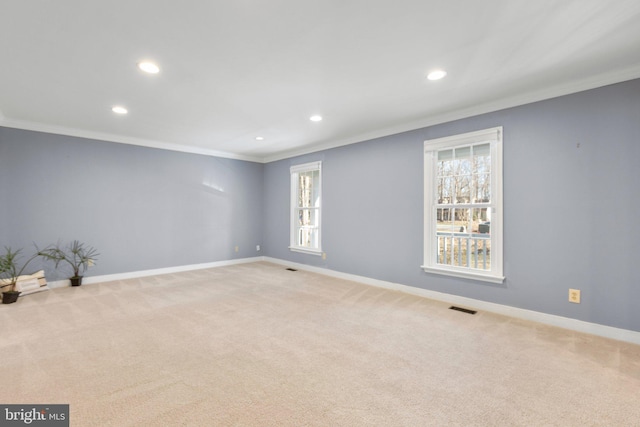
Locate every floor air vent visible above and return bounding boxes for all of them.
[286,268,298,271]
[449,306,477,315]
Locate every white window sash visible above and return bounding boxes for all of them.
[423,127,504,283]
[290,161,322,255]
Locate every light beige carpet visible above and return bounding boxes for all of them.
[1,262,639,426]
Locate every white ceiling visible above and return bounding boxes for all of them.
[2,1,640,163]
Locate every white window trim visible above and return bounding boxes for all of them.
[289,161,322,256]
[422,127,504,284]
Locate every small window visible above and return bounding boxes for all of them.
[423,127,504,283]
[290,161,322,255]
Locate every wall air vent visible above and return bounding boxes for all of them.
[449,306,477,315]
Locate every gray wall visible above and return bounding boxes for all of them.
[0,128,264,280]
[0,149,7,244]
[263,78,640,332]
[2,79,638,332]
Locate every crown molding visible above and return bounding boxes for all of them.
[3,65,640,165]
[262,65,640,163]
[0,117,263,163]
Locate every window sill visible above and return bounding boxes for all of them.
[421,265,505,284]
[289,247,323,256]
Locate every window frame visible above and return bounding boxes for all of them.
[422,127,504,283]
[289,161,322,256]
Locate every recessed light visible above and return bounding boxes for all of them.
[310,115,323,122]
[427,70,447,81]
[112,106,128,114]
[255,136,264,141]
[138,61,160,74]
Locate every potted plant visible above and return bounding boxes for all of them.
[39,240,99,286]
[0,247,40,304]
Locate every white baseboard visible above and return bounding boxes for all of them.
[47,255,640,345]
[48,257,264,289]
[263,257,640,346]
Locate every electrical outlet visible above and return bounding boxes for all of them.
[234,246,239,253]
[569,289,581,303]
[256,245,260,251]
[322,252,327,260]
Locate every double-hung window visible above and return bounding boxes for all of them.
[423,127,504,283]
[290,161,322,255]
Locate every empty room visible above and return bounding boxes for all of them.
[1,1,640,426]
